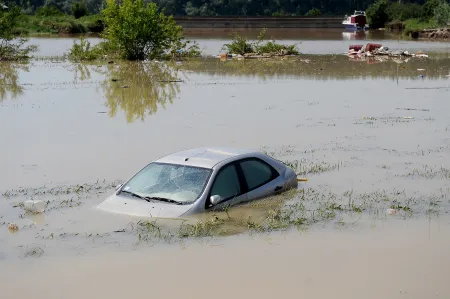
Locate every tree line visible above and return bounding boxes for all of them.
[2,0,437,17]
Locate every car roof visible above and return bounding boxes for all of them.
[154,147,258,169]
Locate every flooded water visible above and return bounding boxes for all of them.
[27,28,450,57]
[1,32,450,297]
[1,219,450,299]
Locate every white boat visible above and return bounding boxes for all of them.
[342,10,369,30]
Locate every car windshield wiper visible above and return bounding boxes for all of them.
[120,190,183,205]
[120,189,145,199]
[143,196,184,205]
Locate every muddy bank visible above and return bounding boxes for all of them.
[412,28,450,40]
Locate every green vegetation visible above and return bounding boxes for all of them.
[0,5,37,60]
[72,1,88,18]
[367,0,449,34]
[222,29,299,56]
[101,0,196,60]
[67,0,200,61]
[305,8,321,17]
[15,13,104,35]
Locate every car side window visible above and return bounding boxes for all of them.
[239,159,277,191]
[209,164,241,201]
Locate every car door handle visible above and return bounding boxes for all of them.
[274,186,283,192]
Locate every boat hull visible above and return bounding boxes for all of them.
[343,23,369,31]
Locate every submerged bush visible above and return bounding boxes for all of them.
[222,29,299,56]
[68,38,102,60]
[102,0,197,60]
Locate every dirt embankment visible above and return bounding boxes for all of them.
[412,28,450,39]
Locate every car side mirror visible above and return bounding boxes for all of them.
[210,195,223,206]
[115,184,123,191]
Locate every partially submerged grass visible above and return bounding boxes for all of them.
[406,165,450,179]
[1,179,121,198]
[281,159,343,175]
[1,180,121,215]
[6,182,447,248]
[124,187,448,244]
[222,28,299,56]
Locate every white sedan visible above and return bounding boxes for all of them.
[97,147,299,218]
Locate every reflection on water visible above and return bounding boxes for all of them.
[1,56,449,121]
[177,56,450,81]
[341,30,369,41]
[0,62,29,101]
[73,62,183,123]
[102,62,181,123]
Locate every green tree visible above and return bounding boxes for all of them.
[0,5,37,60]
[421,0,442,20]
[366,0,390,29]
[72,1,88,18]
[102,0,185,60]
[433,1,450,26]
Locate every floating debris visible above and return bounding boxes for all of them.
[386,208,397,215]
[347,43,428,59]
[23,200,47,213]
[8,223,19,233]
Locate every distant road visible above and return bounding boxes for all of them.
[173,16,344,29]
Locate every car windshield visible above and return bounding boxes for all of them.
[119,163,212,205]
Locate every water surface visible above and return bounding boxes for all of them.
[1,44,450,297]
[26,28,450,57]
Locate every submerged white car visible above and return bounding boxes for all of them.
[97,147,299,218]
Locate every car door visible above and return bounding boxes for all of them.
[237,158,282,203]
[205,162,248,211]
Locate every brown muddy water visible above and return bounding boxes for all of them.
[26,28,450,57]
[1,36,450,297]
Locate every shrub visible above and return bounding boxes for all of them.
[305,8,321,17]
[35,5,64,17]
[102,0,189,60]
[222,29,299,56]
[78,15,104,32]
[68,37,102,60]
[222,32,254,55]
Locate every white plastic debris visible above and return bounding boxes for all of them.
[386,208,397,215]
[24,200,47,213]
[417,69,425,71]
